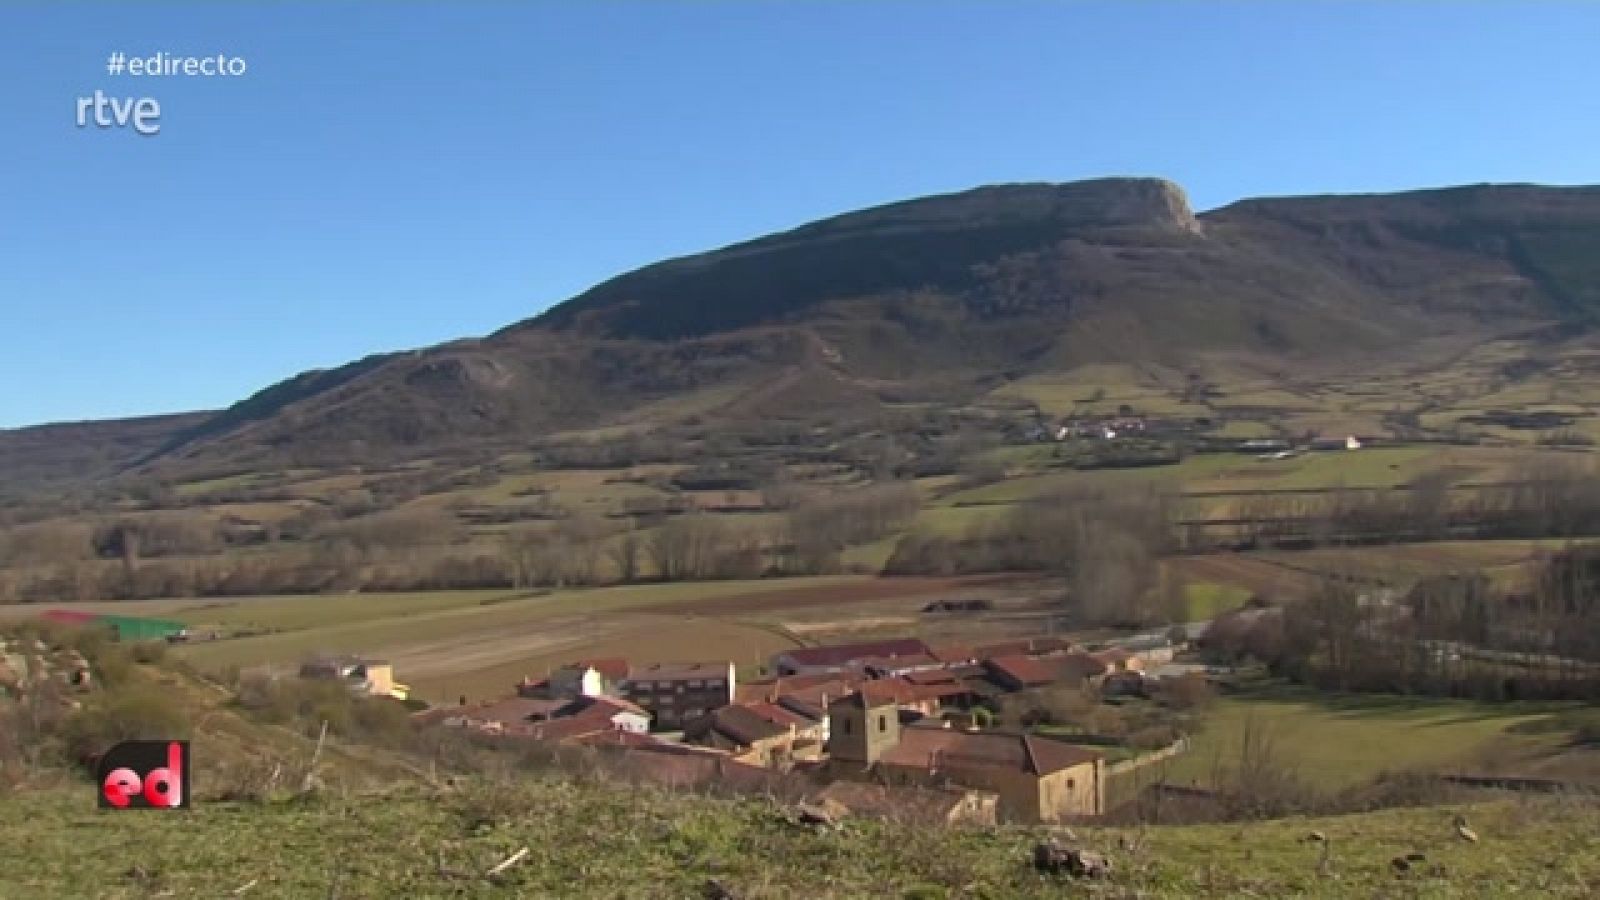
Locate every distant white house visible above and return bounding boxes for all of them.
[545,658,629,698]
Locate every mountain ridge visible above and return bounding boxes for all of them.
[6,176,1600,490]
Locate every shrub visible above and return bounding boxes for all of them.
[1157,673,1217,711]
[130,641,167,665]
[60,684,191,765]
[970,706,995,730]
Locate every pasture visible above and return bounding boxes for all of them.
[1161,686,1569,791]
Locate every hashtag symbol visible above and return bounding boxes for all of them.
[106,52,125,75]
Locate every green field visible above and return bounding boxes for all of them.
[935,447,1440,508]
[1164,687,1567,791]
[163,577,861,675]
[1181,581,1252,620]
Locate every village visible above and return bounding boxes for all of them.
[295,626,1221,826]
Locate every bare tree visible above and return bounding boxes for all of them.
[606,529,643,583]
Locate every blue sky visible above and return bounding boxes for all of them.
[2,2,1597,428]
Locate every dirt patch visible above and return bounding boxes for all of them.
[651,574,1043,617]
[1165,555,1317,599]
[783,615,920,635]
[405,617,806,704]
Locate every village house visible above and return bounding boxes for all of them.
[928,642,978,666]
[1100,669,1149,697]
[425,692,651,739]
[771,638,935,676]
[812,780,998,827]
[299,655,410,700]
[900,668,984,710]
[753,700,827,740]
[519,695,653,742]
[683,704,818,766]
[431,695,566,733]
[825,691,1106,822]
[858,651,946,678]
[542,657,629,698]
[1088,647,1143,674]
[617,661,736,730]
[982,652,1109,693]
[975,636,1077,658]
[736,671,857,705]
[1112,633,1180,666]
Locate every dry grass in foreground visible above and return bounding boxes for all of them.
[3,773,1599,899]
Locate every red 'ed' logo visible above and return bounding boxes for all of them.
[97,741,190,810]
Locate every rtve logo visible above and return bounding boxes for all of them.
[96,741,190,809]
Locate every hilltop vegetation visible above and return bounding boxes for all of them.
[5,770,1600,898]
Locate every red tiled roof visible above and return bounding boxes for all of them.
[571,729,666,750]
[984,653,1107,687]
[571,658,630,680]
[973,636,1077,661]
[814,780,984,821]
[859,652,942,672]
[906,680,973,701]
[1058,652,1111,680]
[624,661,732,682]
[687,705,789,747]
[41,610,98,624]
[614,750,775,791]
[743,702,817,730]
[780,638,931,668]
[881,729,1102,777]
[735,671,855,704]
[521,712,613,743]
[983,654,1060,688]
[927,643,977,665]
[833,678,937,710]
[457,696,567,726]
[582,695,651,720]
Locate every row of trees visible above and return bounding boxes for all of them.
[0,478,922,601]
[884,485,1183,627]
[1205,545,1600,702]
[1203,460,1600,551]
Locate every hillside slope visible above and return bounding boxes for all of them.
[3,775,1597,898]
[14,179,1600,484]
[0,412,212,498]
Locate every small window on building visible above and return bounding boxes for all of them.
[708,679,725,689]
[842,718,852,735]
[1067,779,1075,789]
[688,679,704,689]
[878,714,887,732]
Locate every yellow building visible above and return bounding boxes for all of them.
[300,656,410,701]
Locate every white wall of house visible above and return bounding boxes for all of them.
[550,665,605,698]
[612,711,650,733]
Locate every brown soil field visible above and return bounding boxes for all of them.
[1165,554,1319,598]
[651,573,1044,617]
[401,615,807,704]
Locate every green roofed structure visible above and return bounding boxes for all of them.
[41,610,186,642]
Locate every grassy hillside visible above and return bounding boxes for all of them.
[1165,687,1568,791]
[4,775,1599,898]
